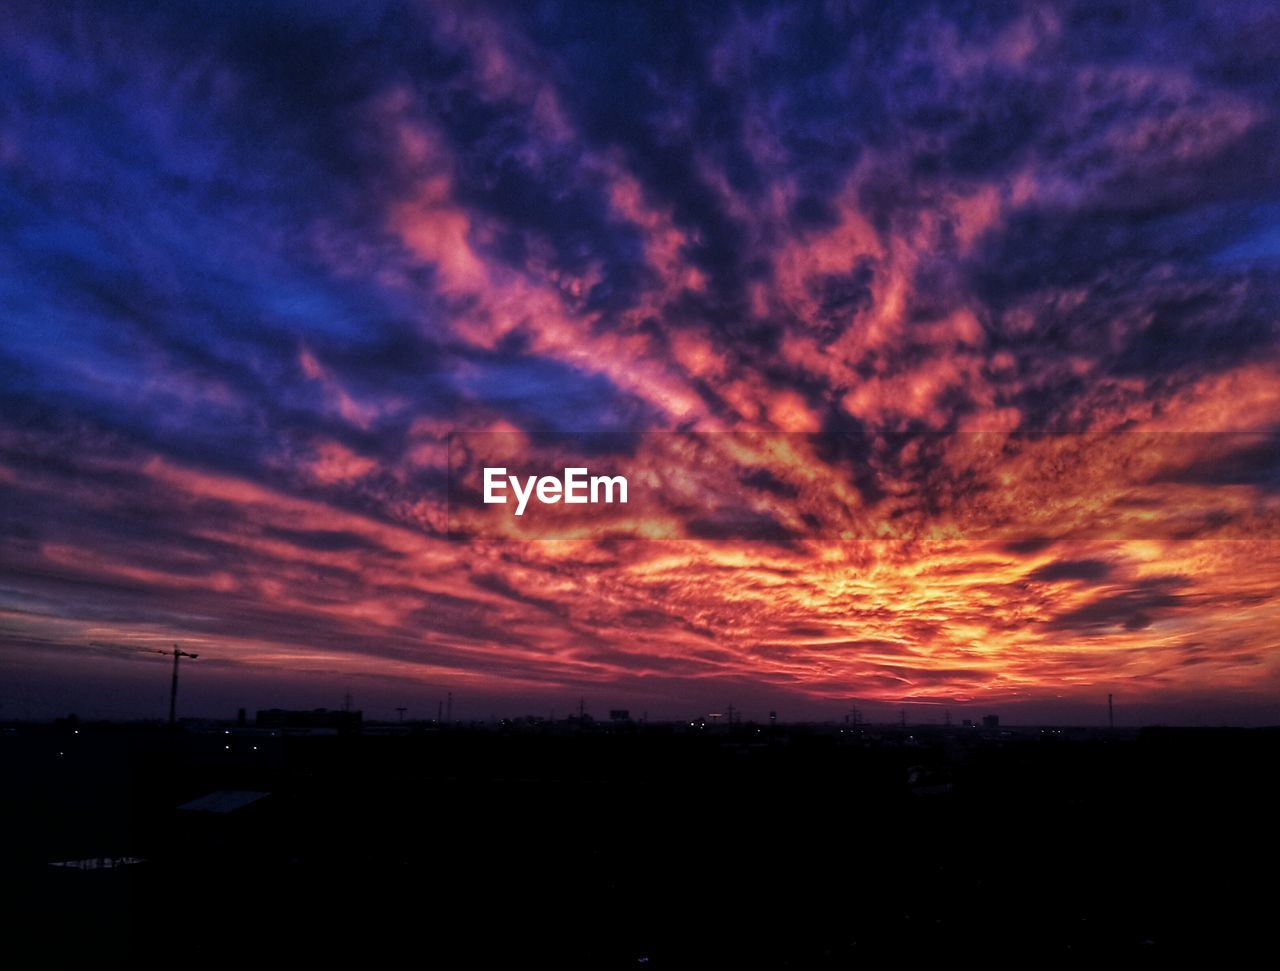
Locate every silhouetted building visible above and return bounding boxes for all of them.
[982,715,1000,729]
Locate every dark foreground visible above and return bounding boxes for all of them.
[1,721,1275,967]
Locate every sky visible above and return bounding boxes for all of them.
[1,0,1278,724]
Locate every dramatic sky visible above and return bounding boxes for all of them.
[2,0,1278,723]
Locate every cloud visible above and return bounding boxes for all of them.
[0,1,1278,718]
[1027,559,1113,583]
[1045,576,1191,633]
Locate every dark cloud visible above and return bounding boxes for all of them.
[1156,435,1280,490]
[1028,559,1114,583]
[1046,577,1189,633]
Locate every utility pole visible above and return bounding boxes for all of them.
[396,707,407,723]
[1108,693,1114,730]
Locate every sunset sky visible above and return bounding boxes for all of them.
[2,0,1278,724]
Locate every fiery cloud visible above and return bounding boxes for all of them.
[1,1,1278,720]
